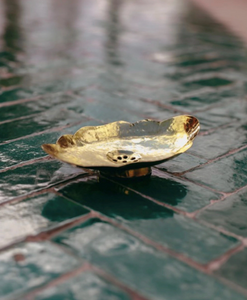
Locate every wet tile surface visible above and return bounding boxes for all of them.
[1,0,247,298]
[156,153,206,173]
[124,170,220,212]
[0,108,87,143]
[188,122,247,160]
[35,271,131,300]
[214,249,247,290]
[198,188,247,237]
[184,148,247,192]
[0,160,85,202]
[0,241,79,299]
[0,120,100,170]
[58,176,238,263]
[52,219,246,300]
[0,193,89,248]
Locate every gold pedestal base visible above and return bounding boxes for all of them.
[100,167,151,179]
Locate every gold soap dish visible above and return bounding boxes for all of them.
[42,115,200,179]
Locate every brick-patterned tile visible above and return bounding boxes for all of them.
[197,188,247,237]
[170,85,245,112]
[58,176,238,263]
[0,241,79,299]
[214,249,247,290]
[0,120,100,170]
[0,193,89,248]
[0,160,85,202]
[1,0,247,298]
[0,94,78,122]
[188,122,247,160]
[52,219,245,300]
[184,148,247,193]
[34,271,131,300]
[0,108,86,143]
[155,153,206,174]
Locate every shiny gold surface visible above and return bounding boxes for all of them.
[42,115,200,178]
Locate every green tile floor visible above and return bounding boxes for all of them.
[1,0,247,299]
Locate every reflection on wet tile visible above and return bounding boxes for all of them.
[194,110,238,132]
[0,88,33,103]
[0,75,22,88]
[58,176,237,263]
[183,77,233,89]
[185,148,247,192]
[53,219,245,300]
[0,69,101,104]
[214,249,247,290]
[125,170,220,212]
[198,188,247,237]
[76,86,175,120]
[76,100,141,123]
[170,86,244,112]
[0,120,100,170]
[0,241,78,299]
[156,153,206,173]
[0,160,85,202]
[0,108,86,143]
[0,93,78,122]
[0,0,247,297]
[35,271,131,300]
[188,122,247,160]
[0,193,89,248]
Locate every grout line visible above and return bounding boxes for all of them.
[2,200,247,298]
[190,183,247,218]
[47,241,151,300]
[0,84,21,92]
[54,170,247,246]
[178,143,247,176]
[23,263,92,300]
[69,90,150,122]
[0,172,90,207]
[100,174,191,217]
[0,119,91,146]
[197,120,239,136]
[0,188,55,208]
[177,175,226,194]
[92,211,208,272]
[15,185,210,277]
[151,167,225,195]
[0,212,93,254]
[0,91,65,108]
[89,264,152,300]
[213,275,247,298]
[24,260,150,300]
[138,81,243,117]
[196,219,247,243]
[205,243,244,272]
[25,212,94,243]
[98,173,247,245]
[187,194,229,218]
[139,97,188,114]
[0,156,52,174]
[91,213,247,297]
[0,112,42,126]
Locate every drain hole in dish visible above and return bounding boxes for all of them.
[107,150,141,164]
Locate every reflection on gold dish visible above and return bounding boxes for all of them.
[42,115,200,178]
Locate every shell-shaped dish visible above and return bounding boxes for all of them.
[42,115,200,171]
